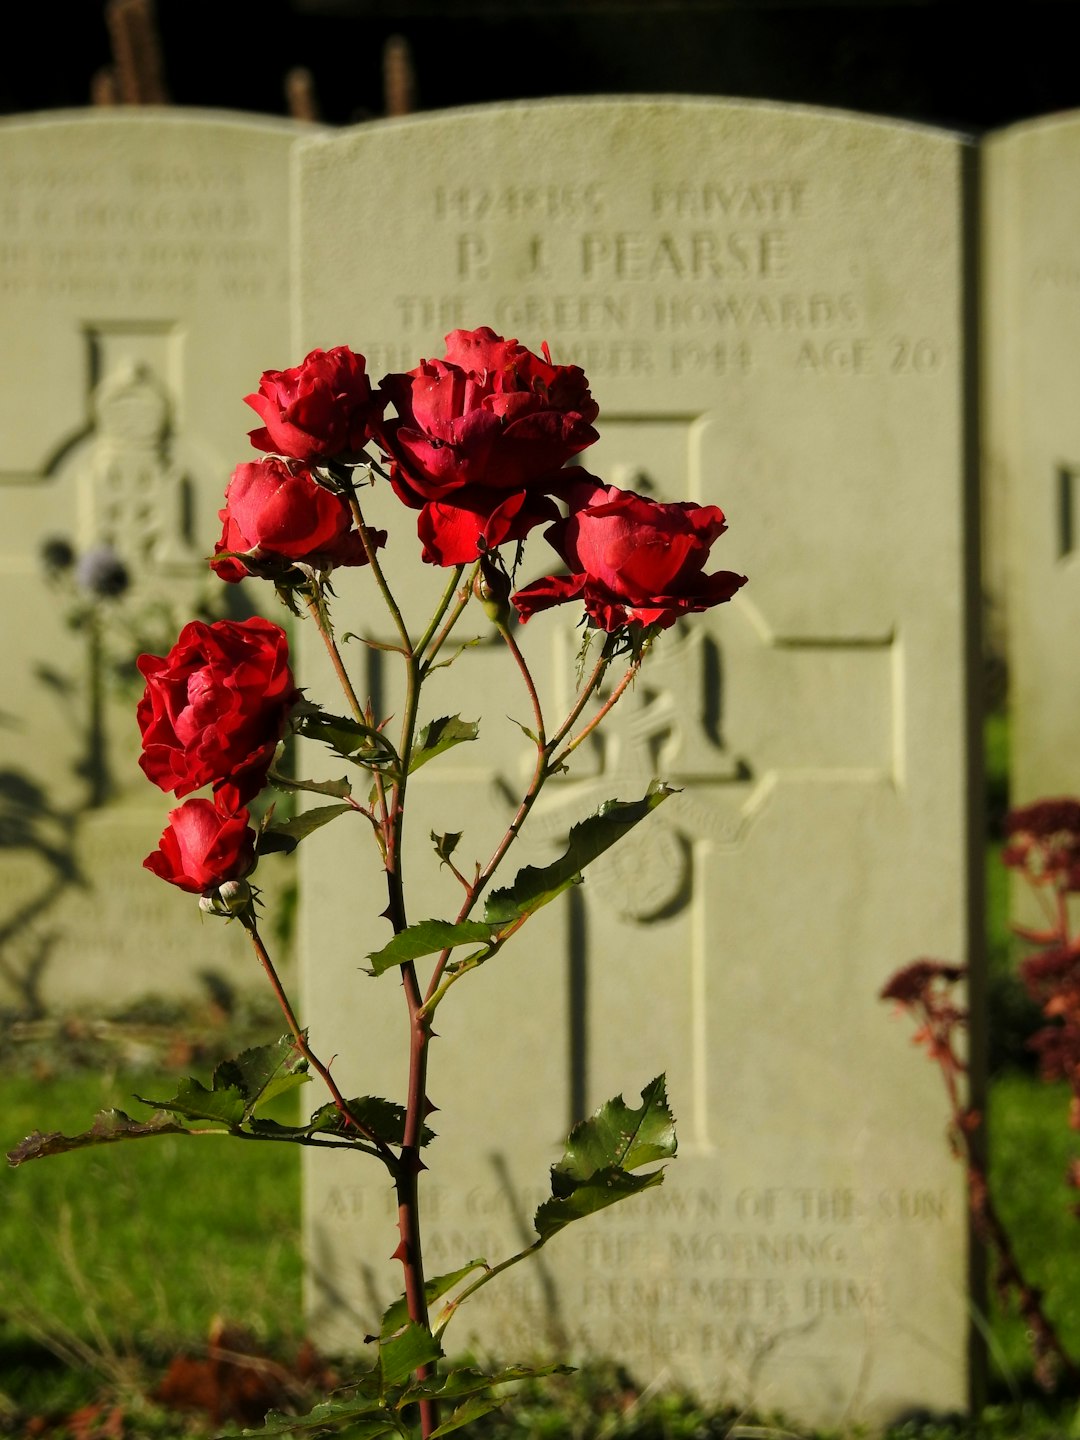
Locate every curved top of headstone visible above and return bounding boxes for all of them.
[0,106,314,137]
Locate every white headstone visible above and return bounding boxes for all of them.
[0,111,310,1009]
[296,100,980,1429]
[984,113,1080,809]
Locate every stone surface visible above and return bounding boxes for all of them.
[984,114,1080,811]
[295,100,980,1428]
[0,111,309,1009]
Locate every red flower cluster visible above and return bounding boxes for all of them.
[211,458,386,583]
[513,479,747,632]
[379,327,599,565]
[138,618,299,815]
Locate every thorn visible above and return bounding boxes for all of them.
[423,1098,440,1116]
[390,1239,408,1263]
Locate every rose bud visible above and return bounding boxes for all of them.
[210,458,385,583]
[512,479,748,633]
[379,327,600,566]
[144,799,256,895]
[136,617,300,811]
[245,347,384,462]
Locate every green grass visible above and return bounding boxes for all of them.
[0,1064,303,1418]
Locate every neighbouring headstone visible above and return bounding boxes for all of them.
[0,111,309,1010]
[984,114,1080,810]
[296,100,980,1429]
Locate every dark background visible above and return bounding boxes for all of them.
[4,0,1079,134]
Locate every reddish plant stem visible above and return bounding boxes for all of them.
[305,590,364,724]
[243,919,394,1165]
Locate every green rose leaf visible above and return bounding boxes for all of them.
[534,1166,666,1241]
[533,1076,677,1242]
[307,1095,436,1147]
[212,1035,310,1117]
[378,1260,488,1341]
[367,919,494,976]
[7,1110,191,1166]
[138,1037,308,1127]
[408,1363,575,1437]
[379,1321,443,1389]
[408,715,479,774]
[295,706,394,761]
[431,830,463,864]
[250,1367,389,1436]
[551,1074,676,1192]
[258,803,354,856]
[484,782,677,926]
[135,1076,246,1126]
[269,771,353,800]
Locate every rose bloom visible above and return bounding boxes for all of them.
[512,479,748,632]
[144,799,256,895]
[379,327,600,565]
[137,617,300,811]
[210,458,385,582]
[246,346,384,462]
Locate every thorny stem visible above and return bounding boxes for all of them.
[546,647,612,754]
[305,589,365,724]
[552,643,651,767]
[243,919,396,1166]
[345,486,412,655]
[420,561,481,675]
[497,618,546,749]
[416,564,466,662]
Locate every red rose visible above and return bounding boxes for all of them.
[136,618,300,811]
[245,347,384,462]
[512,480,747,632]
[379,327,600,565]
[210,458,386,583]
[144,799,256,894]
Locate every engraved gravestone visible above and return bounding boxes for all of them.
[296,101,979,1428]
[0,111,308,1008]
[984,114,1080,810]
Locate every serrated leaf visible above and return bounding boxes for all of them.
[7,1110,191,1166]
[408,715,479,774]
[533,1077,676,1241]
[269,772,353,800]
[429,1393,505,1436]
[508,717,539,745]
[248,1375,393,1437]
[484,782,676,926]
[407,1363,573,1404]
[258,803,353,856]
[550,1075,676,1194]
[135,1039,306,1128]
[212,1036,310,1117]
[296,710,390,759]
[431,830,462,864]
[379,1321,442,1389]
[308,1096,435,1147]
[534,1166,666,1241]
[367,919,494,976]
[379,1260,488,1341]
[136,1076,247,1126]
